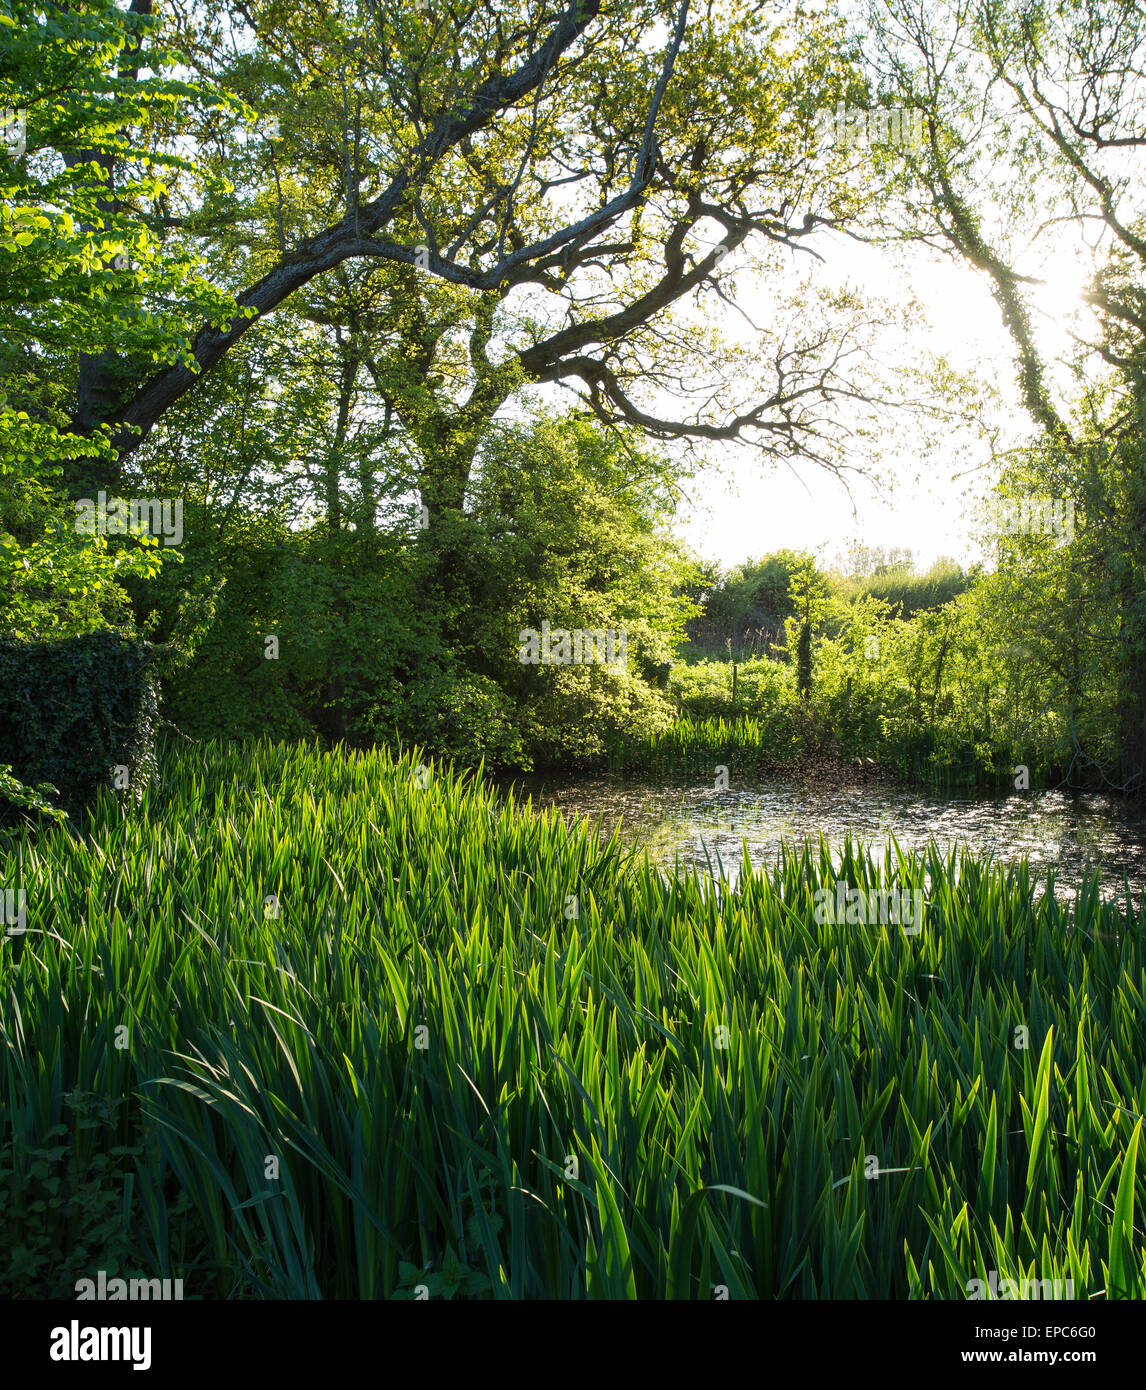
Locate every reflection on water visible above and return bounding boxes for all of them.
[495,773,1146,901]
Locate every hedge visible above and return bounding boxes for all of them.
[0,633,158,821]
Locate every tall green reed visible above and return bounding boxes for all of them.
[1,739,1143,1298]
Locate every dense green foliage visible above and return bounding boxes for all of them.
[684,551,974,663]
[832,558,974,623]
[141,414,688,769]
[0,0,234,610]
[1,0,1143,804]
[0,0,232,809]
[682,551,806,660]
[673,508,1144,789]
[607,714,801,779]
[0,633,158,821]
[0,0,1144,1314]
[2,742,1144,1298]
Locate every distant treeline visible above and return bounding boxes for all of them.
[681,548,973,661]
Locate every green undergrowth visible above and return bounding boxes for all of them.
[1,739,1143,1298]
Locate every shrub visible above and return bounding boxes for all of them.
[0,632,159,820]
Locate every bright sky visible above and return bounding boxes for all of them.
[666,226,1098,575]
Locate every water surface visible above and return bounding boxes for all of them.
[497,774,1146,902]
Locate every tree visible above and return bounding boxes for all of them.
[157,408,692,766]
[863,0,1146,787]
[687,550,809,657]
[2,0,903,489]
[0,0,245,642]
[786,553,827,700]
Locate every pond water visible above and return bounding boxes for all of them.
[495,773,1146,903]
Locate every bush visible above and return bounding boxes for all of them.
[670,654,794,722]
[0,632,159,820]
[0,1093,145,1300]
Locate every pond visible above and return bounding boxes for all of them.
[495,773,1146,903]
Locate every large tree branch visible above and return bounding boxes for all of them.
[518,212,762,376]
[108,0,610,456]
[924,123,1068,440]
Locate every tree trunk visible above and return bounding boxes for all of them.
[1117,578,1146,791]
